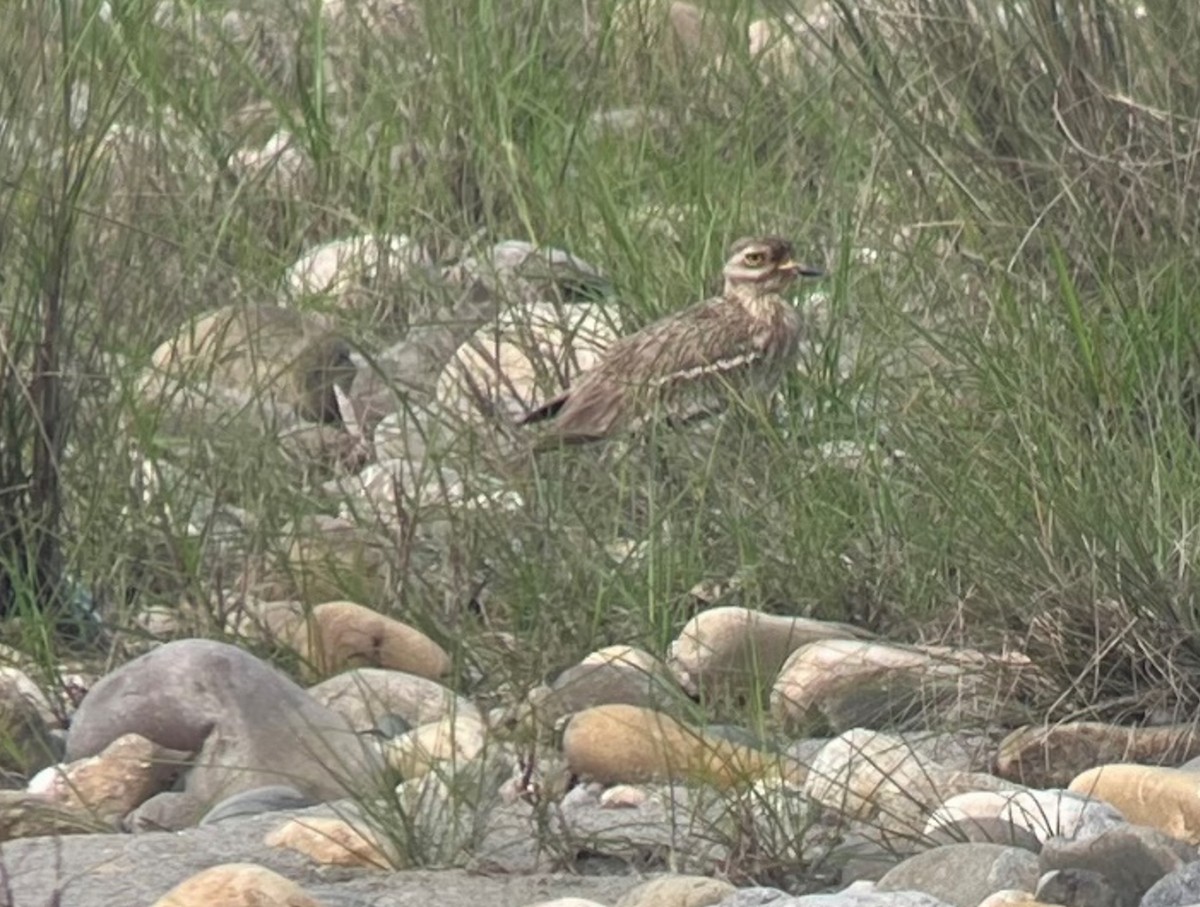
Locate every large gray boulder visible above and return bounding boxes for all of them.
[66,639,381,820]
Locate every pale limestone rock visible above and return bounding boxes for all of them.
[139,305,354,428]
[805,729,1016,843]
[771,638,1038,731]
[308,668,478,734]
[436,300,618,426]
[599,785,649,809]
[229,130,310,196]
[926,788,1126,844]
[284,234,430,300]
[264,816,391,868]
[152,862,324,907]
[520,645,683,731]
[975,893,1044,907]
[385,715,487,777]
[614,874,735,907]
[667,606,867,698]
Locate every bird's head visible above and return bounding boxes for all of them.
[722,236,823,295]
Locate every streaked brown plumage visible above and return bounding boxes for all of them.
[519,236,822,447]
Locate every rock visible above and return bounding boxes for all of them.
[279,514,391,605]
[126,791,206,832]
[442,241,609,306]
[200,786,317,824]
[282,233,434,326]
[283,600,450,680]
[327,456,523,536]
[152,862,323,907]
[264,815,390,869]
[805,730,1017,843]
[435,300,618,427]
[229,130,311,197]
[736,881,955,905]
[308,667,477,735]
[771,639,1039,732]
[0,667,59,774]
[600,785,649,808]
[323,0,420,39]
[1142,860,1200,907]
[386,714,488,777]
[527,900,609,907]
[614,874,735,907]
[611,0,732,72]
[1039,824,1196,906]
[521,645,684,730]
[925,789,1126,846]
[65,639,380,819]
[997,722,1200,787]
[0,803,644,903]
[139,305,355,428]
[1034,868,1121,907]
[714,889,794,907]
[0,790,111,840]
[747,10,838,81]
[1068,763,1200,843]
[974,894,1044,907]
[562,704,800,788]
[28,732,190,822]
[876,843,1039,907]
[667,606,867,700]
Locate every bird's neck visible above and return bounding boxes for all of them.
[724,281,784,317]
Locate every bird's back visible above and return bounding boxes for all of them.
[523,290,802,445]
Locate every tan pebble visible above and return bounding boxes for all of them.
[292,600,450,679]
[29,733,189,821]
[386,715,487,777]
[975,893,1044,907]
[562,704,801,789]
[152,862,324,907]
[1069,762,1200,843]
[614,874,736,907]
[524,900,609,907]
[599,785,649,808]
[667,606,866,698]
[264,816,390,869]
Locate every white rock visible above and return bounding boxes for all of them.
[284,234,432,300]
[435,301,618,424]
[926,788,1127,843]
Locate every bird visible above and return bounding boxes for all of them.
[518,236,823,447]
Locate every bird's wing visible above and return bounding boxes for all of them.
[524,297,789,443]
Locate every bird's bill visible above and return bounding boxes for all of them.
[778,259,824,278]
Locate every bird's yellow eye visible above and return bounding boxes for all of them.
[742,251,766,267]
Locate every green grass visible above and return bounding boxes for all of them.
[3,0,1200,739]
